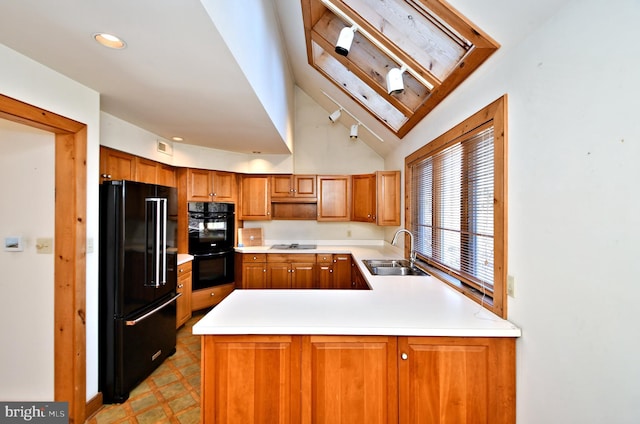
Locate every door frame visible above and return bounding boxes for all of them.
[0,94,87,424]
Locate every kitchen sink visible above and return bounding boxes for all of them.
[362,259,428,276]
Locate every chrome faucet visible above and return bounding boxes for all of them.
[391,229,416,264]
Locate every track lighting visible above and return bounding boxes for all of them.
[350,124,359,140]
[329,108,342,123]
[335,25,357,56]
[386,64,407,95]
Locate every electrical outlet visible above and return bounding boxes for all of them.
[347,230,352,237]
[507,275,515,297]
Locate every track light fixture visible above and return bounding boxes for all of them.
[386,64,407,95]
[335,25,357,56]
[322,91,384,143]
[329,108,342,123]
[350,124,359,139]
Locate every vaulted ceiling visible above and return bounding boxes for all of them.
[0,0,568,157]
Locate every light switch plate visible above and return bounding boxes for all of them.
[36,238,53,254]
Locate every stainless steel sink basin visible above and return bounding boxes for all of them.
[362,259,428,276]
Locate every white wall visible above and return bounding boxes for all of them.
[0,120,55,399]
[386,0,640,422]
[0,43,101,400]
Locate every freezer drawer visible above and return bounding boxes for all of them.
[101,294,179,403]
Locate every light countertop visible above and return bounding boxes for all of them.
[177,253,194,265]
[192,244,521,338]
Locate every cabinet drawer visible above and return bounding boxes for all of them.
[178,261,193,274]
[191,283,234,311]
[268,253,316,263]
[244,253,267,262]
[316,253,333,263]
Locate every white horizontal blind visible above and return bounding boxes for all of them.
[411,126,495,290]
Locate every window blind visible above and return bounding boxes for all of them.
[410,126,495,291]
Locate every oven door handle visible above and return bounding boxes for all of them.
[193,251,232,258]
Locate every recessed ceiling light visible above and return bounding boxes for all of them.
[93,33,126,49]
[171,136,183,142]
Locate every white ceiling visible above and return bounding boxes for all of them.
[0,0,568,157]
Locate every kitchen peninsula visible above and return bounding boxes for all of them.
[193,244,521,424]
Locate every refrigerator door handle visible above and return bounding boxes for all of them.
[125,293,182,326]
[161,198,167,286]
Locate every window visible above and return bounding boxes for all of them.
[301,0,499,138]
[406,96,507,317]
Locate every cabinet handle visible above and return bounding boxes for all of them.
[401,353,408,360]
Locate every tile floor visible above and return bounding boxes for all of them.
[87,312,205,424]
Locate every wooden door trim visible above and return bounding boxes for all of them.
[0,94,87,424]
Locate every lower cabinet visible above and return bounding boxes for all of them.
[191,284,234,311]
[201,335,301,424]
[200,335,516,424]
[176,261,192,328]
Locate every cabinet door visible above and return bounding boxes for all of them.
[317,175,351,221]
[100,146,136,182]
[176,262,192,328]
[271,174,294,198]
[188,168,213,201]
[242,262,267,289]
[332,254,352,289]
[316,263,333,289]
[376,171,401,226]
[157,163,176,187]
[291,262,315,289]
[135,157,158,184]
[212,171,237,201]
[267,262,291,289]
[240,175,271,220]
[351,174,376,222]
[351,262,369,290]
[293,175,317,199]
[202,335,301,424]
[302,336,398,424]
[398,337,516,424]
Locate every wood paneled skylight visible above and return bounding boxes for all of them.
[301,0,499,138]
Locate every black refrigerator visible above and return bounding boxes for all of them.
[99,180,180,403]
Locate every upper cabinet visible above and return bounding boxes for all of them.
[352,171,401,226]
[239,175,271,220]
[99,146,176,187]
[100,146,135,182]
[187,169,237,202]
[317,175,351,221]
[271,174,317,202]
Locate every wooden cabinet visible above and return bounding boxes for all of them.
[239,175,271,220]
[302,336,398,424]
[317,175,351,221]
[238,253,267,289]
[352,171,401,226]
[267,254,316,289]
[99,146,176,186]
[398,337,516,424]
[271,174,317,201]
[332,254,352,289]
[99,146,136,182]
[187,168,236,202]
[316,253,351,289]
[351,261,369,290]
[176,261,192,328]
[201,334,516,424]
[201,335,301,424]
[191,283,234,311]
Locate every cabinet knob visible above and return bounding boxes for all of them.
[253,256,258,260]
[101,173,112,179]
[209,193,214,197]
[179,269,184,273]
[401,353,408,360]
[178,284,184,288]
[210,292,216,296]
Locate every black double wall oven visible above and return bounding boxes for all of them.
[188,202,235,290]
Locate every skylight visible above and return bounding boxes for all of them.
[301,0,499,138]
